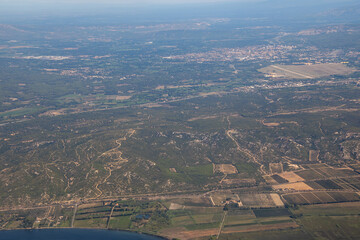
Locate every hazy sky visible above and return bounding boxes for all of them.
[0,0,259,5]
[0,0,357,22]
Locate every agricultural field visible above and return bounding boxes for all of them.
[289,202,360,240]
[0,3,360,239]
[237,193,284,208]
[271,175,289,184]
[295,169,328,181]
[341,176,360,190]
[277,172,305,183]
[273,182,313,191]
[160,207,297,239]
[282,191,360,205]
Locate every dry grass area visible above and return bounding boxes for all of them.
[263,122,280,127]
[270,193,285,207]
[199,91,222,97]
[160,221,298,239]
[278,172,305,183]
[273,182,313,191]
[214,164,238,174]
[188,115,218,122]
[160,227,218,240]
[156,83,217,91]
[221,178,256,185]
[115,95,131,100]
[260,63,356,79]
[169,203,184,210]
[211,191,236,205]
[167,195,213,207]
[239,193,282,208]
[77,202,103,209]
[39,108,68,116]
[222,221,298,234]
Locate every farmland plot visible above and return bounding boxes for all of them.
[239,194,283,208]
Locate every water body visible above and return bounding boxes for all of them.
[0,228,163,240]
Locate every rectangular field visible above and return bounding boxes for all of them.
[305,181,325,190]
[341,177,360,190]
[271,174,289,184]
[315,180,343,190]
[278,172,305,183]
[273,182,313,191]
[259,63,356,79]
[214,164,238,174]
[253,208,290,218]
[238,193,283,208]
[283,191,360,205]
[295,169,327,180]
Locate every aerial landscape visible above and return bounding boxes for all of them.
[0,0,360,239]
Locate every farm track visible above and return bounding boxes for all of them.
[106,205,115,229]
[219,174,228,184]
[225,128,265,174]
[94,129,136,198]
[217,211,227,239]
[71,204,77,228]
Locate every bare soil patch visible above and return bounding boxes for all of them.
[263,122,280,127]
[270,193,285,207]
[278,172,305,183]
[273,182,313,191]
[169,203,184,210]
[115,95,131,100]
[169,168,177,173]
[239,193,281,208]
[188,115,218,122]
[214,164,238,174]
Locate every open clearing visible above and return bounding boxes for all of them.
[169,203,184,210]
[214,164,238,174]
[259,63,356,79]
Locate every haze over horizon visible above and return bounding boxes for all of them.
[1,0,359,24]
